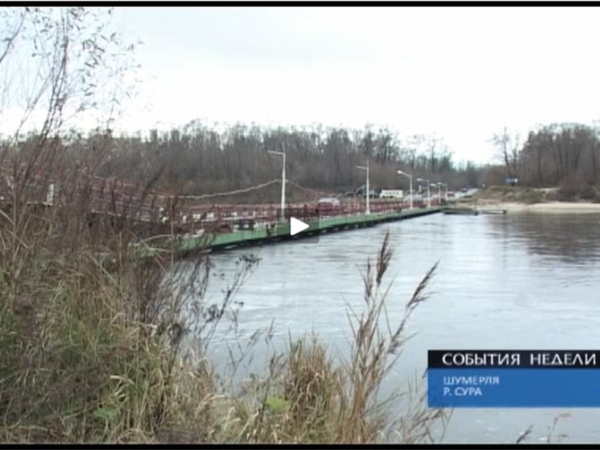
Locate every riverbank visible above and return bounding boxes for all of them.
[478,201,600,214]
[459,186,600,214]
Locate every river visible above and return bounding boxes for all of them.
[191,211,600,444]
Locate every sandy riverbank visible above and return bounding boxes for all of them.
[475,201,600,214]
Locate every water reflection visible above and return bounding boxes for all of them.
[485,214,600,265]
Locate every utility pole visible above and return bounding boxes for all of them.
[397,169,413,210]
[268,148,286,222]
[356,160,370,215]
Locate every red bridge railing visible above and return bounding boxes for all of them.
[0,164,440,236]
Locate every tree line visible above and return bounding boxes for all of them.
[8,123,481,204]
[491,123,600,191]
[91,120,600,202]
[7,120,600,205]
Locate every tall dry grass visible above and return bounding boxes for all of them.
[216,235,448,444]
[0,140,449,443]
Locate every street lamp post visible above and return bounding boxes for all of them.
[417,177,431,208]
[356,160,370,215]
[438,182,448,202]
[268,150,286,222]
[430,183,441,206]
[397,169,413,210]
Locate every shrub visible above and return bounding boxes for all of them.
[521,189,544,205]
[558,174,587,201]
[579,185,599,201]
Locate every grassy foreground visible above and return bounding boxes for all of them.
[0,164,451,444]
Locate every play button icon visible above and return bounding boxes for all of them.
[290,217,310,236]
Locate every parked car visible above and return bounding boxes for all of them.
[355,188,379,199]
[317,197,341,213]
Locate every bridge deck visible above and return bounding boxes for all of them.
[135,207,442,257]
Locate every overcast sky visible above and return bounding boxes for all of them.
[113,7,600,164]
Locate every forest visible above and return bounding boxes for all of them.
[7,121,600,204]
[494,124,600,187]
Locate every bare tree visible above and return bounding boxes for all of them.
[0,7,139,151]
[0,6,141,225]
[491,127,520,180]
